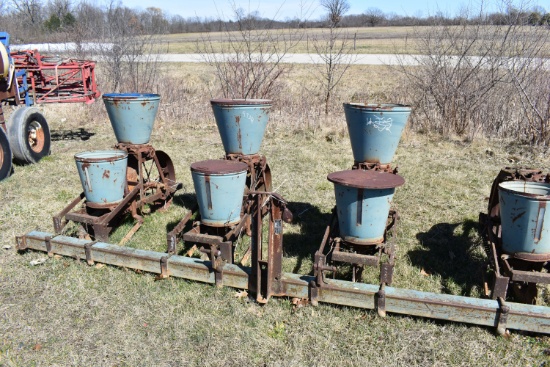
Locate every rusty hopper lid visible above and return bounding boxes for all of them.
[211,98,272,106]
[343,103,411,112]
[190,159,248,175]
[327,170,405,189]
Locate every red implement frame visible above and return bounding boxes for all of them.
[11,49,99,105]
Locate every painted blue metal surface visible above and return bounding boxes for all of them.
[0,32,33,106]
[328,170,404,244]
[343,103,411,164]
[211,99,271,155]
[102,93,160,144]
[74,150,128,205]
[16,69,32,106]
[0,32,9,48]
[499,181,550,255]
[191,160,248,227]
[333,183,395,244]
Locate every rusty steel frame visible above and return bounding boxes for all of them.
[15,230,550,335]
[54,144,181,242]
[166,154,277,260]
[10,50,99,105]
[166,191,291,294]
[314,208,397,286]
[352,161,397,174]
[117,143,181,211]
[314,161,400,286]
[225,153,272,192]
[480,167,550,303]
[53,186,142,242]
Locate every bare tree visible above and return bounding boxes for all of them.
[310,0,356,115]
[141,7,169,34]
[46,0,71,19]
[364,7,385,27]
[10,0,43,40]
[84,1,162,92]
[320,0,349,26]
[396,0,550,144]
[197,3,302,99]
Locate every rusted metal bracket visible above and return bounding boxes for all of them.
[15,235,27,250]
[380,263,394,286]
[309,281,319,307]
[157,255,170,280]
[225,153,273,192]
[165,207,197,254]
[45,235,53,257]
[53,192,86,234]
[492,273,510,300]
[377,284,386,317]
[84,240,98,265]
[200,244,228,287]
[353,161,396,174]
[250,193,288,303]
[496,297,510,337]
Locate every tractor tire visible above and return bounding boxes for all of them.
[0,128,13,181]
[7,107,51,165]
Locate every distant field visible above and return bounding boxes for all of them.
[152,25,550,56]
[154,26,420,54]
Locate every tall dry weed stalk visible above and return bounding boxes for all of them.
[196,3,302,100]
[397,2,550,145]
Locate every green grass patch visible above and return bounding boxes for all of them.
[1,84,550,365]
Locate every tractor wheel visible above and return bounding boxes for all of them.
[0,128,13,181]
[7,107,51,165]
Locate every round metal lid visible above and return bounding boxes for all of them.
[102,93,160,101]
[327,170,405,189]
[190,159,248,174]
[211,98,272,106]
[343,103,411,112]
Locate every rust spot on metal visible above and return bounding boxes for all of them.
[513,251,550,261]
[190,160,248,175]
[102,170,110,179]
[211,98,272,106]
[236,120,242,150]
[327,170,405,189]
[344,103,411,111]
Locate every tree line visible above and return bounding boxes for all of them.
[1,0,549,43]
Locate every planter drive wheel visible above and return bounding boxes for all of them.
[7,107,51,164]
[126,150,176,211]
[0,128,13,181]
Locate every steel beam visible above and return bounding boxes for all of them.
[16,231,550,335]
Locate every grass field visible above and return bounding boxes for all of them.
[152,26,550,57]
[154,27,420,54]
[1,60,550,365]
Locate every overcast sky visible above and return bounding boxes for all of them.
[117,0,528,20]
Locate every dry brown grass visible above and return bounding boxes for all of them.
[154,27,419,54]
[1,62,550,366]
[154,26,550,56]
